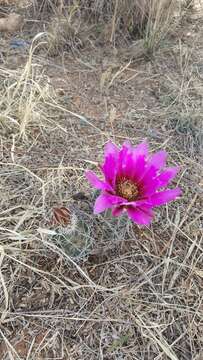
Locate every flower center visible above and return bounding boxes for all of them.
[116,177,138,202]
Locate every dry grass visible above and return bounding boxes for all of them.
[40,0,184,55]
[0,0,203,359]
[0,36,54,138]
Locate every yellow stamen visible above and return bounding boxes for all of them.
[116,178,138,201]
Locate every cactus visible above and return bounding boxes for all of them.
[48,203,93,260]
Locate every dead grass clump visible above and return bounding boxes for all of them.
[46,13,92,55]
[101,0,177,47]
[34,0,181,53]
[32,0,63,15]
[143,0,179,51]
[0,39,54,137]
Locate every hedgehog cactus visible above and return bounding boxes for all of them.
[49,206,93,259]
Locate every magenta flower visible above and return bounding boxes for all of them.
[85,141,182,225]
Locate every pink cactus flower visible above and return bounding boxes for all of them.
[85,141,181,225]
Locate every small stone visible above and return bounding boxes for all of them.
[0,13,24,33]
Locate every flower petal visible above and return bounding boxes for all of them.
[112,206,123,217]
[139,167,180,196]
[138,165,157,189]
[150,188,182,207]
[117,143,130,176]
[102,154,117,187]
[127,199,152,207]
[117,141,148,180]
[157,167,180,187]
[123,140,132,150]
[140,178,160,196]
[127,206,154,225]
[94,194,124,214]
[133,141,149,156]
[131,155,146,182]
[85,171,112,192]
[122,152,135,179]
[104,141,119,158]
[149,150,167,170]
